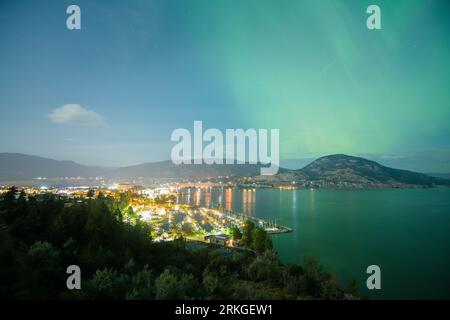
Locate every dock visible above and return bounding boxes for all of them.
[219,209,293,235]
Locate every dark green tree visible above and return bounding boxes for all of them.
[241,220,255,247]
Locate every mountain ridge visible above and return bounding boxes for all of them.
[252,154,450,188]
[0,153,449,188]
[0,153,284,181]
[0,153,107,181]
[108,160,286,179]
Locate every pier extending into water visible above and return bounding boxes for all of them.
[219,209,293,234]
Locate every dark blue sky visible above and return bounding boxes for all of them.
[0,0,245,166]
[0,0,449,172]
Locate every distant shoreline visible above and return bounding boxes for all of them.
[1,179,450,190]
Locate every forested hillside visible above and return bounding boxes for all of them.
[0,187,357,299]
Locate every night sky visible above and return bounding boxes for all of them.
[0,0,449,172]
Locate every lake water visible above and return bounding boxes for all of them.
[178,188,450,299]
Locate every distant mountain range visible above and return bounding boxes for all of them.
[0,153,107,181]
[0,153,281,181]
[428,172,450,180]
[108,160,281,179]
[253,154,450,188]
[0,153,449,188]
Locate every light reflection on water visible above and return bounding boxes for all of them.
[179,187,450,299]
[178,187,256,215]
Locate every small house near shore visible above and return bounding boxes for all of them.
[204,234,231,246]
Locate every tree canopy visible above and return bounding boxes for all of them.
[0,187,356,299]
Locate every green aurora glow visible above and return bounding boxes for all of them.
[186,0,450,161]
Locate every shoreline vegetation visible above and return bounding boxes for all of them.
[0,186,359,300]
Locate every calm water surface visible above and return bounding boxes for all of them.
[178,188,450,299]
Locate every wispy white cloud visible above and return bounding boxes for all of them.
[48,104,108,128]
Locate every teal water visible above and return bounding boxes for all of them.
[178,188,450,299]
